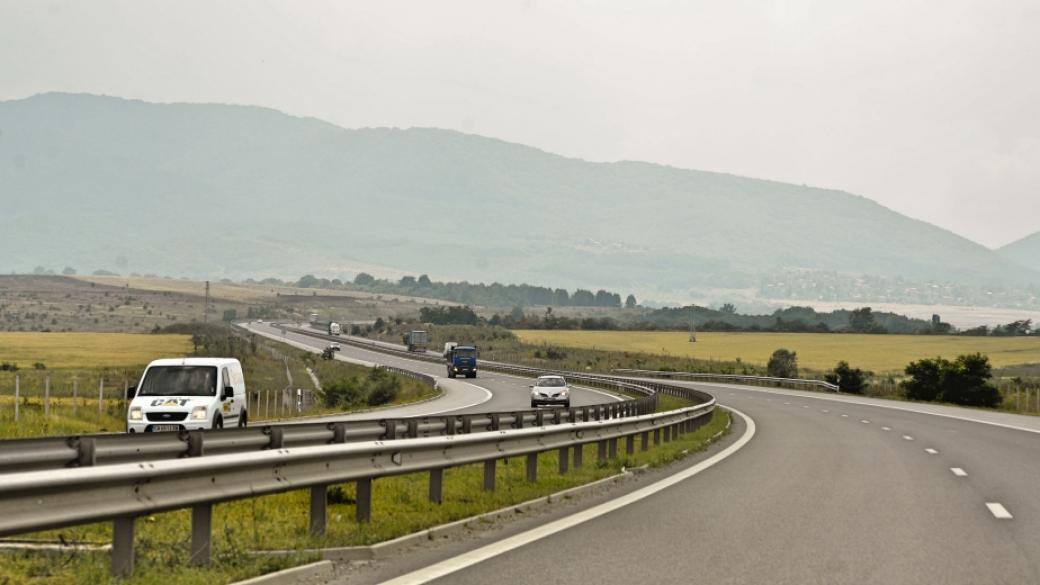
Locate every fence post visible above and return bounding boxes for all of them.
[98,378,104,418]
[73,378,78,416]
[14,375,19,422]
[44,376,50,419]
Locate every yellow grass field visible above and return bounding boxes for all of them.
[514,330,1040,373]
[0,332,192,369]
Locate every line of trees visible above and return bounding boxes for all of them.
[293,273,634,309]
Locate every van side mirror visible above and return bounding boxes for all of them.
[126,386,136,399]
[223,386,234,400]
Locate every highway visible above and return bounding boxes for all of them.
[242,322,625,418]
[324,376,1040,584]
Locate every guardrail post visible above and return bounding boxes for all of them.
[625,434,635,455]
[187,430,204,457]
[535,410,545,427]
[407,419,419,438]
[333,422,347,443]
[429,468,444,503]
[382,419,398,440]
[573,444,583,468]
[640,431,650,451]
[558,447,569,474]
[111,516,135,577]
[309,485,327,536]
[581,407,590,422]
[608,438,618,459]
[77,437,97,467]
[356,479,372,523]
[462,416,473,434]
[553,409,562,425]
[526,453,538,482]
[190,504,212,565]
[513,412,524,429]
[653,428,661,446]
[268,427,284,449]
[490,414,501,431]
[597,440,607,463]
[483,459,496,491]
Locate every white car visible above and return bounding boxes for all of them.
[530,375,571,408]
[126,358,247,432]
[328,342,341,351]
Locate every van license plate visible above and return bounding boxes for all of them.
[151,425,180,432]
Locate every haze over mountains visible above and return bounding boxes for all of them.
[1,93,1036,304]
[999,233,1040,273]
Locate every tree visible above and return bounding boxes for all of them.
[942,353,1001,407]
[222,309,237,322]
[553,289,570,306]
[625,294,638,309]
[720,303,737,314]
[353,272,375,286]
[61,266,77,276]
[902,357,945,401]
[848,307,876,333]
[572,289,595,306]
[296,274,320,288]
[417,274,433,288]
[824,361,866,394]
[399,275,417,287]
[767,349,798,378]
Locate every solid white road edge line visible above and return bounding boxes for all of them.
[986,503,1013,519]
[379,406,757,585]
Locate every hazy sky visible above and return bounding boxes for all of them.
[3,0,1037,247]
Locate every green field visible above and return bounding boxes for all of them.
[514,330,1040,374]
[0,332,192,369]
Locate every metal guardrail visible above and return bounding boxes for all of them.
[611,368,841,392]
[0,392,715,576]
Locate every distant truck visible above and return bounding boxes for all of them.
[328,322,341,336]
[444,343,478,378]
[309,313,319,325]
[403,330,428,352]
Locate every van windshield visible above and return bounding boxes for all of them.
[139,366,218,397]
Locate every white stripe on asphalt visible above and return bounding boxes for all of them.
[380,407,758,585]
[925,448,938,454]
[822,409,829,413]
[950,467,967,477]
[881,427,891,431]
[841,414,849,418]
[860,420,870,424]
[986,503,1013,519]
[903,435,914,441]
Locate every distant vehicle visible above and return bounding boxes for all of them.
[321,347,335,360]
[255,319,264,324]
[328,342,341,351]
[126,358,247,432]
[444,344,478,378]
[328,322,341,336]
[530,375,570,408]
[309,313,319,324]
[403,330,428,352]
[443,341,458,356]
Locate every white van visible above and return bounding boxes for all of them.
[126,358,247,433]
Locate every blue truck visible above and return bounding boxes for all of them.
[443,342,478,378]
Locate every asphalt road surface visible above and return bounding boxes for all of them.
[332,378,1040,585]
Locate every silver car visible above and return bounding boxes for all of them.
[530,375,571,408]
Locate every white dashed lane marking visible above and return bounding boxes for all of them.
[986,503,1013,519]
[841,414,849,418]
[822,409,829,413]
[925,448,938,454]
[951,467,968,477]
[881,426,891,431]
[860,420,870,424]
[903,435,914,441]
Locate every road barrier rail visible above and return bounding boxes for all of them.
[612,368,840,393]
[0,389,715,577]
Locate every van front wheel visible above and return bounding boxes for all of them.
[239,410,248,428]
[213,414,224,430]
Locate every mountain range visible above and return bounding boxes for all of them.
[1,92,1036,301]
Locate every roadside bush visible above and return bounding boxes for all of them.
[901,353,1001,408]
[767,349,798,378]
[365,368,401,406]
[323,378,364,408]
[824,361,866,394]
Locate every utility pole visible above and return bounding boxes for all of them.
[204,280,210,323]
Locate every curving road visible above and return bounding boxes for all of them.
[241,322,624,419]
[333,378,1040,585]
